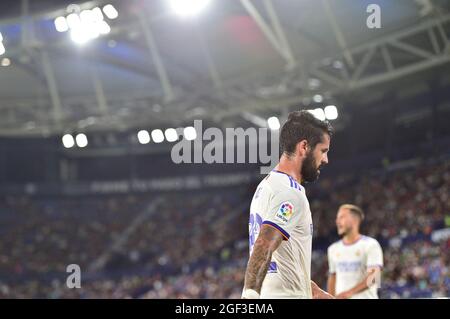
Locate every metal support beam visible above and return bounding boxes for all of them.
[351,46,377,82]
[437,22,450,51]
[312,14,450,91]
[321,0,355,68]
[348,55,450,90]
[381,45,394,71]
[262,0,297,69]
[21,0,30,48]
[137,10,175,102]
[389,40,434,59]
[311,69,346,89]
[90,66,109,116]
[195,26,224,95]
[40,50,63,124]
[428,28,441,55]
[240,0,296,68]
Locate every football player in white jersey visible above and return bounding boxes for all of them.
[327,204,383,299]
[242,110,334,299]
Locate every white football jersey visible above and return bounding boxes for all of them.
[248,170,313,299]
[328,236,383,299]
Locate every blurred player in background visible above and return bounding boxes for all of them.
[327,204,384,299]
[242,110,334,299]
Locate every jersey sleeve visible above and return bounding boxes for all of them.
[366,239,384,269]
[327,245,336,274]
[261,189,302,241]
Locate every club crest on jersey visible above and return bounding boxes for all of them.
[275,202,294,223]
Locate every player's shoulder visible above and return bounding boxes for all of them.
[328,240,342,252]
[360,235,382,248]
[266,170,304,194]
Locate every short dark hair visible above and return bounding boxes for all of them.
[340,204,365,223]
[279,110,333,156]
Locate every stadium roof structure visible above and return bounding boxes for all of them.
[0,0,450,137]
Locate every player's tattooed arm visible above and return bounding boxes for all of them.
[243,224,284,294]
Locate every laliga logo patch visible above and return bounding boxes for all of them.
[275,202,294,223]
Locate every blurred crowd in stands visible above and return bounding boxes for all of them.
[0,159,448,298]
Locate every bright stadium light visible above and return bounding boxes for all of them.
[91,7,104,22]
[66,13,81,29]
[103,4,119,19]
[324,105,338,120]
[183,126,197,141]
[70,27,91,44]
[0,32,5,56]
[313,94,323,103]
[62,134,75,148]
[1,58,11,67]
[80,9,95,24]
[308,108,326,121]
[137,130,151,144]
[54,16,69,32]
[267,116,280,130]
[54,7,112,44]
[169,0,211,17]
[75,133,88,148]
[151,129,165,143]
[98,21,111,35]
[165,128,178,142]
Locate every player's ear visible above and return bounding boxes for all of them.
[296,140,308,157]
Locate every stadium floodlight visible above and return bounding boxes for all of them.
[103,4,119,19]
[137,130,151,144]
[1,58,11,66]
[66,13,82,30]
[54,16,69,32]
[169,0,211,17]
[91,7,104,22]
[151,129,165,143]
[62,134,75,148]
[165,128,178,142]
[308,108,326,121]
[183,126,197,141]
[55,7,113,44]
[75,133,88,148]
[324,105,338,120]
[313,94,323,103]
[70,27,91,44]
[267,116,281,130]
[97,21,111,35]
[0,32,5,56]
[80,9,95,24]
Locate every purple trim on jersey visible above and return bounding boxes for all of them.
[272,170,302,191]
[367,264,383,269]
[262,221,290,240]
[341,235,365,246]
[268,262,278,273]
[288,177,294,188]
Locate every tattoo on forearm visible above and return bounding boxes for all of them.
[244,225,283,293]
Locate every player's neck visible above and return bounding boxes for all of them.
[343,232,361,245]
[275,157,302,183]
